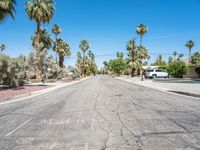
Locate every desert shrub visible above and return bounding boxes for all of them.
[0,55,27,87]
[167,61,188,78]
[195,66,200,77]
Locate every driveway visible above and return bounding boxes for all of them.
[0,76,200,149]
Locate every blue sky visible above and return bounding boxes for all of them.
[1,0,200,68]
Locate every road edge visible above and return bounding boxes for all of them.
[0,77,93,106]
[115,77,200,100]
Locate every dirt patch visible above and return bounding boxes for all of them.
[0,85,50,101]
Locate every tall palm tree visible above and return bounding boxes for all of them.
[136,24,148,46]
[52,24,62,39]
[76,51,82,73]
[126,39,137,77]
[185,40,195,63]
[173,51,177,61]
[88,50,95,65]
[0,0,16,21]
[79,40,89,77]
[178,53,184,61]
[52,24,62,62]
[31,28,52,50]
[138,46,148,60]
[0,44,6,53]
[25,0,55,43]
[53,38,71,68]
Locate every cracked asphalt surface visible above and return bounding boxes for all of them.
[1,75,200,150]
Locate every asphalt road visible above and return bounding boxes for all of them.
[1,76,200,150]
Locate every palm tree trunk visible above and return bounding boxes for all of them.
[55,34,58,64]
[83,52,85,77]
[140,35,143,46]
[59,55,64,68]
[36,19,41,43]
[189,48,191,64]
[131,68,134,77]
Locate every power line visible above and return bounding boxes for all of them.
[67,52,189,59]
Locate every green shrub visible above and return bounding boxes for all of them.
[167,61,188,78]
[159,65,168,70]
[108,59,126,75]
[195,66,200,77]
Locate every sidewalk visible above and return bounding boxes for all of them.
[0,77,92,104]
[116,76,200,98]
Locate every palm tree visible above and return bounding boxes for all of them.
[25,0,55,43]
[117,52,124,60]
[136,24,148,46]
[79,40,89,77]
[185,40,195,63]
[76,51,82,73]
[88,50,95,65]
[173,51,177,61]
[0,44,6,53]
[138,46,148,60]
[178,53,184,61]
[0,0,16,21]
[31,28,52,50]
[147,55,150,65]
[126,39,137,77]
[52,24,62,62]
[53,38,71,68]
[52,24,62,39]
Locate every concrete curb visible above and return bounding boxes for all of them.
[115,77,200,100]
[0,77,93,106]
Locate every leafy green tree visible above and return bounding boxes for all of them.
[0,0,16,21]
[79,40,89,77]
[53,38,71,68]
[168,56,173,64]
[191,52,200,66]
[108,59,126,76]
[167,61,188,78]
[0,44,6,53]
[136,24,148,46]
[185,40,195,63]
[25,0,55,43]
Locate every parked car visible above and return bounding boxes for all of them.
[145,69,168,79]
